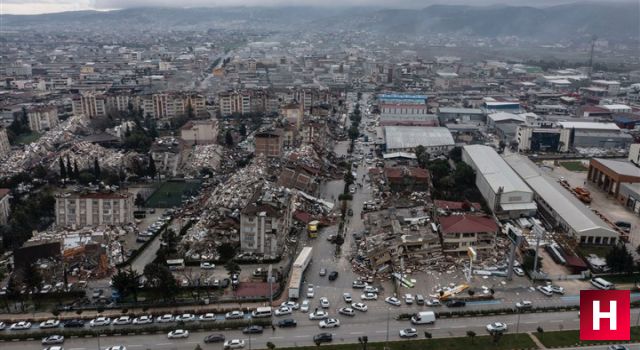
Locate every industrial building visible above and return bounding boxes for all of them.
[461,145,537,218]
[437,107,485,124]
[379,113,439,126]
[383,126,454,155]
[587,158,640,197]
[516,125,571,152]
[557,121,633,149]
[505,154,619,245]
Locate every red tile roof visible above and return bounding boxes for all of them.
[434,200,482,211]
[438,215,498,234]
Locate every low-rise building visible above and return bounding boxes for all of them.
[437,215,498,258]
[587,158,640,197]
[150,138,183,176]
[383,126,454,155]
[383,166,430,192]
[55,191,134,228]
[517,125,571,152]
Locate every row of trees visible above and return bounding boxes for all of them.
[0,190,55,250]
[415,146,481,203]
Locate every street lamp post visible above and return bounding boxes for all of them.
[516,310,521,334]
[385,307,390,344]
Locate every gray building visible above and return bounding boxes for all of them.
[437,107,485,124]
[383,126,455,155]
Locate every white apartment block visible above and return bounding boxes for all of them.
[55,191,134,228]
[28,105,59,132]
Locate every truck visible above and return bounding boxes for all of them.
[288,247,313,299]
[411,311,436,325]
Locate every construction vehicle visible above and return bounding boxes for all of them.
[572,187,592,203]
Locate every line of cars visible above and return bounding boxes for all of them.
[136,215,172,242]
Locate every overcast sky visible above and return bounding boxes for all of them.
[0,0,631,15]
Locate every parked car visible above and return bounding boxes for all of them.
[277,319,297,328]
[549,285,565,294]
[156,314,175,323]
[167,329,190,339]
[328,271,339,281]
[363,286,378,293]
[199,313,216,322]
[319,268,327,276]
[105,346,127,350]
[307,285,315,298]
[242,325,264,334]
[275,306,292,316]
[537,285,553,296]
[42,335,65,345]
[361,292,378,300]
[63,320,85,328]
[343,292,352,303]
[399,328,418,338]
[112,316,132,326]
[223,339,246,349]
[338,307,355,317]
[10,321,32,330]
[40,319,60,328]
[133,315,153,325]
[225,311,244,320]
[320,297,330,308]
[426,299,441,306]
[204,334,225,343]
[352,302,368,312]
[281,301,299,310]
[516,300,533,309]
[404,294,414,304]
[200,262,215,269]
[446,300,466,308]
[44,347,64,350]
[513,267,525,276]
[300,300,310,312]
[352,280,367,289]
[309,310,329,320]
[385,297,401,306]
[176,313,196,322]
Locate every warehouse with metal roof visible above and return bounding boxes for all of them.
[383,126,454,155]
[461,145,537,218]
[504,154,619,245]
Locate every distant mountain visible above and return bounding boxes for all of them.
[2,3,638,42]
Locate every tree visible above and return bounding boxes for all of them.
[217,243,237,262]
[424,331,432,339]
[449,146,462,162]
[224,260,241,279]
[491,330,503,343]
[22,263,42,294]
[522,254,542,272]
[73,160,80,179]
[147,154,157,180]
[93,158,101,180]
[537,326,544,339]
[414,145,430,168]
[111,268,141,302]
[143,263,178,301]
[606,244,634,274]
[59,156,67,179]
[453,162,476,189]
[266,342,275,350]
[134,193,145,209]
[466,330,476,344]
[225,130,234,146]
[239,124,247,137]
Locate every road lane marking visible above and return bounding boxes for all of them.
[451,326,466,328]
[156,343,173,346]
[550,320,563,323]
[270,336,284,339]
[375,330,386,334]
[295,335,307,338]
[350,332,364,335]
[69,348,86,350]
[128,346,143,348]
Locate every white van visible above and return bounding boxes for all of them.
[591,277,614,290]
[411,311,436,325]
[251,306,272,318]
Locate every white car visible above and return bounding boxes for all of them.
[309,310,329,320]
[516,300,533,309]
[343,292,353,303]
[200,262,215,269]
[300,300,310,312]
[156,314,175,323]
[105,346,127,350]
[319,318,341,328]
[537,285,553,296]
[224,339,246,349]
[281,301,299,310]
[39,319,60,328]
[168,329,189,339]
[486,322,508,333]
[426,299,441,306]
[225,310,244,320]
[360,292,378,300]
[275,306,292,316]
[42,335,65,345]
[112,316,132,325]
[399,328,418,338]
[404,293,414,304]
[90,317,111,327]
[10,321,32,330]
[363,286,379,294]
[338,307,355,317]
[0,321,5,330]
[320,297,330,308]
[513,267,525,276]
[176,313,196,322]
[307,285,315,298]
[133,315,153,325]
[385,297,401,306]
[44,347,64,350]
[549,285,565,295]
[352,302,368,312]
[199,313,216,322]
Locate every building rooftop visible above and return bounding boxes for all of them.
[384,126,454,150]
[439,215,498,234]
[438,107,484,115]
[488,112,526,123]
[558,121,620,131]
[592,158,640,178]
[504,154,617,236]
[463,145,533,196]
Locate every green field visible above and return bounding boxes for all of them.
[145,181,201,208]
[560,161,588,172]
[536,326,640,348]
[278,334,536,350]
[15,132,41,144]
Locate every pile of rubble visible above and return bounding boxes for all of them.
[206,156,268,210]
[53,141,134,172]
[185,144,223,174]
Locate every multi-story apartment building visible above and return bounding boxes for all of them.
[27,105,59,132]
[141,93,206,120]
[239,187,292,258]
[72,93,107,118]
[0,127,11,159]
[0,189,11,225]
[218,90,251,116]
[254,129,283,157]
[55,191,134,228]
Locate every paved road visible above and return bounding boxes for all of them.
[4,310,639,350]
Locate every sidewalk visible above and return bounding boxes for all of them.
[527,332,546,349]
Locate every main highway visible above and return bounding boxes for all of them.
[5,309,637,350]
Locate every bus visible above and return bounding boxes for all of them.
[166,259,185,271]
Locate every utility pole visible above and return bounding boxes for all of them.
[532,224,544,282]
